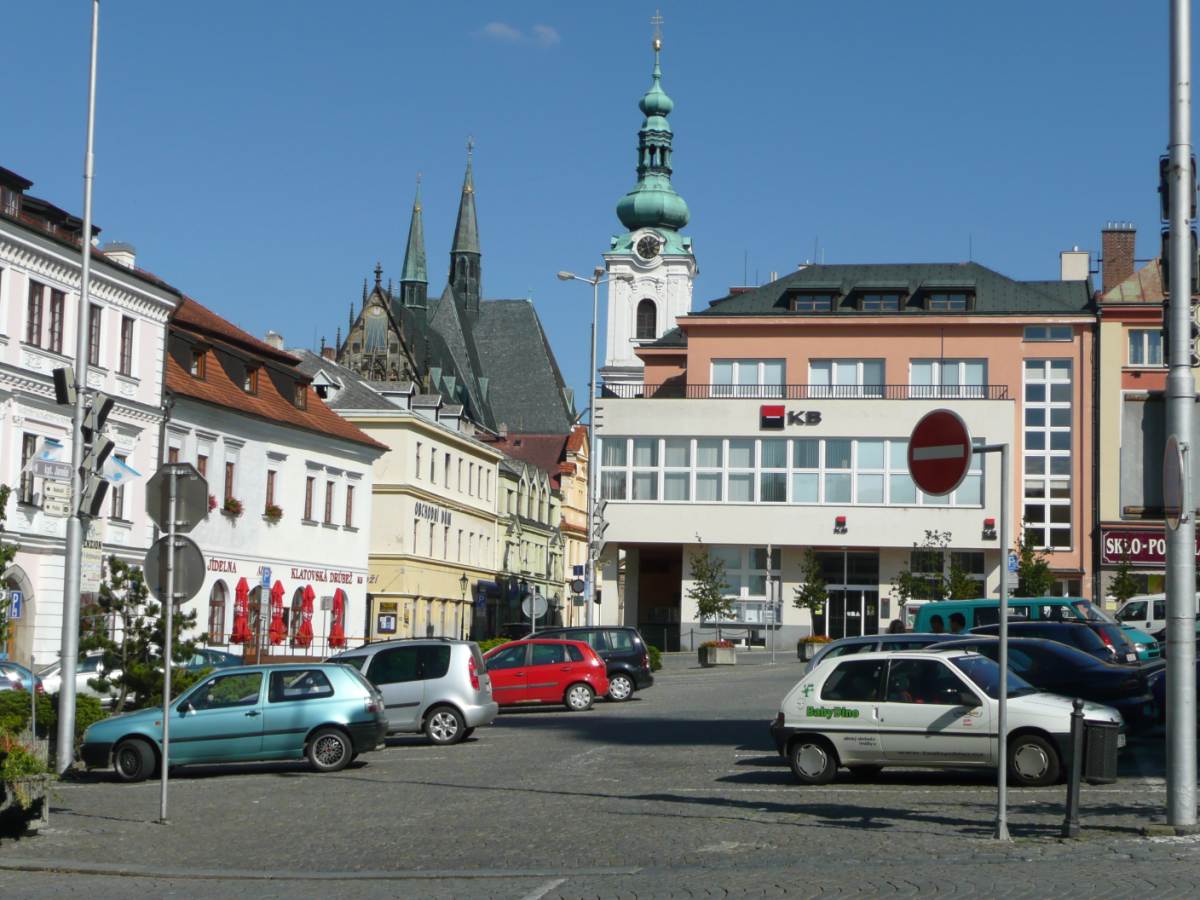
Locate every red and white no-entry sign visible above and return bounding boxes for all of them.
[908,409,973,496]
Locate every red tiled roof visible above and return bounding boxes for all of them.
[565,424,588,453]
[168,302,386,453]
[491,434,570,488]
[1101,258,1165,304]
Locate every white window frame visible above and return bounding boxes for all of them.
[809,359,885,398]
[1022,358,1073,550]
[1128,328,1164,367]
[710,359,785,398]
[909,359,987,398]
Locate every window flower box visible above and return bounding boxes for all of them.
[221,497,243,518]
[264,504,283,524]
[699,640,736,667]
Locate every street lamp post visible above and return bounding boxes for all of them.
[557,267,631,628]
[459,573,469,640]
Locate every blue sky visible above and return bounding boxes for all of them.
[2,2,1177,408]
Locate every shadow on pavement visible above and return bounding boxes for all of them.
[494,714,773,749]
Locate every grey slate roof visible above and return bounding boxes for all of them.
[474,300,575,434]
[645,326,687,348]
[697,263,1094,317]
[292,350,397,411]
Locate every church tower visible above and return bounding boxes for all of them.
[600,19,697,387]
[399,177,428,310]
[449,141,482,316]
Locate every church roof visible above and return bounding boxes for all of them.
[401,182,428,284]
[451,154,480,256]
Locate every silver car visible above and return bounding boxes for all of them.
[805,633,959,674]
[37,651,122,706]
[328,639,498,746]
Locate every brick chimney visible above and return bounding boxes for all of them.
[321,346,336,361]
[1101,222,1136,295]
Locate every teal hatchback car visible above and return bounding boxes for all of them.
[81,664,387,782]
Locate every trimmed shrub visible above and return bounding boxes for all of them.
[0,691,54,738]
[647,645,663,672]
[476,638,510,653]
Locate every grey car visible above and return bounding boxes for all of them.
[328,639,498,746]
[804,632,958,674]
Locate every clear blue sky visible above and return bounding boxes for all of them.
[3,1,1177,407]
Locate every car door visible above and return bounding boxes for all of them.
[527,642,571,703]
[877,658,990,765]
[366,646,423,731]
[486,643,531,704]
[805,658,886,764]
[262,668,338,757]
[605,629,640,669]
[172,670,266,763]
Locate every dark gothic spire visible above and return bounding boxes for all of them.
[400,175,429,309]
[449,137,482,314]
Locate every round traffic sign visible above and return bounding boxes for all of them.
[908,409,973,496]
[144,534,206,605]
[1164,434,1186,531]
[521,592,549,619]
[570,578,585,594]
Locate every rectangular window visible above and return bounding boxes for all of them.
[243,367,258,394]
[926,292,971,311]
[324,481,335,524]
[167,446,180,464]
[703,546,781,623]
[789,293,835,312]
[196,453,208,478]
[110,455,127,520]
[304,476,315,520]
[293,382,307,409]
[49,289,65,353]
[1128,329,1164,367]
[224,461,236,502]
[859,293,901,311]
[1024,325,1073,342]
[345,484,355,527]
[710,359,785,398]
[265,470,276,510]
[444,452,451,489]
[759,438,787,502]
[458,458,463,491]
[19,433,37,504]
[809,359,884,398]
[631,438,658,500]
[190,349,206,378]
[25,281,43,346]
[88,304,102,366]
[119,316,134,375]
[1023,359,1073,549]
[416,443,423,479]
[443,525,450,560]
[910,359,987,399]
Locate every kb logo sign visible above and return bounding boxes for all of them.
[760,405,823,430]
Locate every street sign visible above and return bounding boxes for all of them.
[6,591,22,620]
[1164,434,1187,531]
[261,567,272,590]
[41,498,71,518]
[908,409,973,496]
[521,592,548,619]
[1007,551,1019,574]
[572,564,584,577]
[145,463,209,534]
[31,459,73,482]
[81,525,106,593]
[144,535,206,605]
[570,578,585,594]
[43,481,71,501]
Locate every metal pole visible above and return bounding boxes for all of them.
[996,442,1011,841]
[1061,698,1085,838]
[586,274,599,628]
[56,0,100,775]
[1166,0,1197,830]
[159,467,176,824]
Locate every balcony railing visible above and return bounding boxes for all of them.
[600,383,1010,400]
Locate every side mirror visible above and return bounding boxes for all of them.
[179,700,194,714]
[959,691,980,708]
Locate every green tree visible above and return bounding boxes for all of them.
[0,485,19,651]
[1108,550,1139,606]
[792,548,827,627]
[81,555,205,712]
[687,543,733,643]
[891,530,950,604]
[1016,526,1055,597]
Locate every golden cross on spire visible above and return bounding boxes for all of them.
[466,135,475,160]
[651,9,663,50]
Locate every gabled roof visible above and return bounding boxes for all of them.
[695,262,1093,317]
[175,296,298,364]
[490,433,570,489]
[292,350,399,411]
[1101,258,1165,304]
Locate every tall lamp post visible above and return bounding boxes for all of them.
[459,572,469,639]
[556,267,632,627]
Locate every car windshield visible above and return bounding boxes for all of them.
[950,655,1039,699]
[1070,600,1117,624]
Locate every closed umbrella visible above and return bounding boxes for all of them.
[268,580,286,645]
[329,589,347,649]
[230,577,251,644]
[295,584,315,649]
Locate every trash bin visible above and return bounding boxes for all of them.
[1083,722,1120,785]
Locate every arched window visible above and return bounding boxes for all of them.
[208,581,227,643]
[636,299,657,340]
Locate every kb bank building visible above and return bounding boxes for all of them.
[593,254,1097,652]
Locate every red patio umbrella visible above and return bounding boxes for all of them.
[329,588,347,649]
[294,584,315,649]
[230,577,251,644]
[268,580,286,645]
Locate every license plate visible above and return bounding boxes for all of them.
[1125,653,1137,663]
[1118,734,1127,749]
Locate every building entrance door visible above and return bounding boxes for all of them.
[815,552,880,640]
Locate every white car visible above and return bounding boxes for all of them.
[38,652,122,706]
[769,649,1123,788]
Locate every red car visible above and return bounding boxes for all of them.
[482,639,609,711]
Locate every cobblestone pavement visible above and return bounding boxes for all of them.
[2,651,1199,898]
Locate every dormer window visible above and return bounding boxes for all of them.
[190,349,207,379]
[926,292,972,311]
[859,293,901,311]
[789,293,836,312]
[243,367,259,394]
[293,382,308,409]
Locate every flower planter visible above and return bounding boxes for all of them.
[0,774,52,835]
[797,641,827,662]
[698,645,736,667]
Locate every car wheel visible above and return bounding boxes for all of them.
[564,683,594,711]
[307,728,352,773]
[113,738,155,783]
[1008,734,1060,788]
[788,736,838,785]
[607,673,635,702]
[848,765,884,779]
[425,706,466,745]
